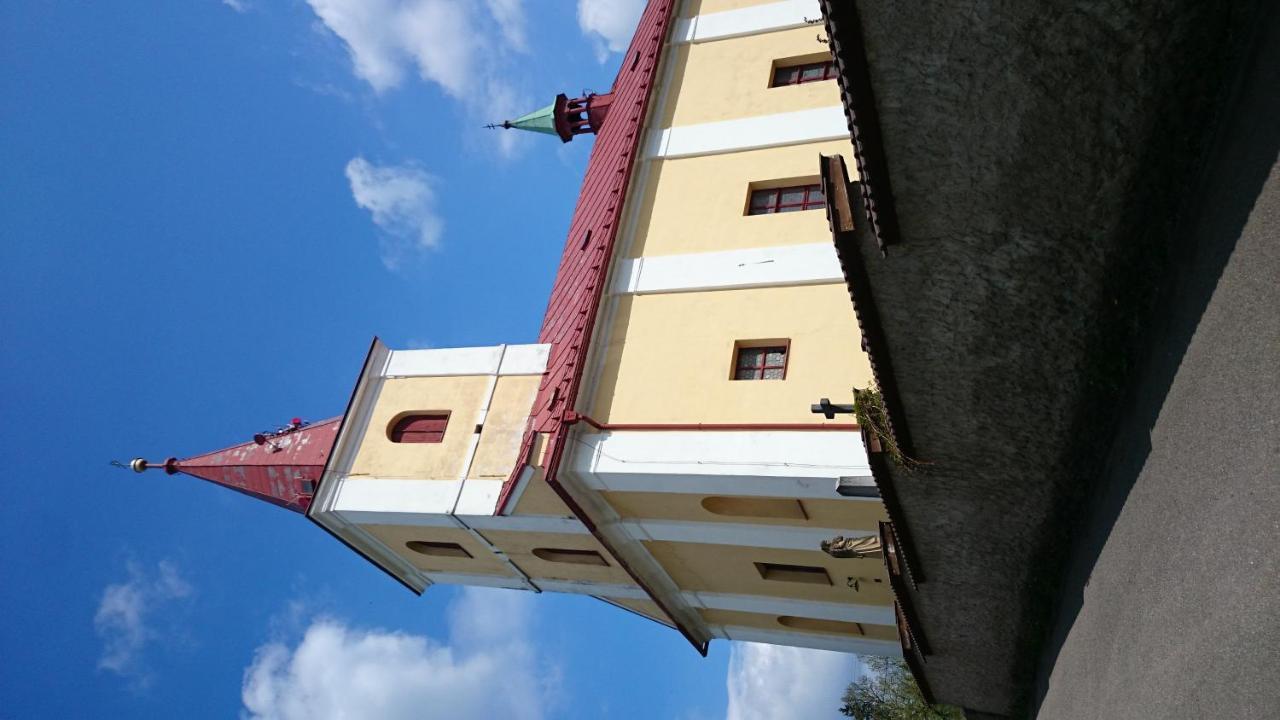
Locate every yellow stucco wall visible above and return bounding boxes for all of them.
[347,374,537,481]
[661,27,840,127]
[510,469,576,517]
[681,0,778,18]
[700,608,899,642]
[628,139,854,258]
[478,530,637,586]
[590,283,871,423]
[350,375,486,479]
[645,541,892,606]
[469,376,541,479]
[602,597,674,627]
[363,524,513,576]
[602,491,888,530]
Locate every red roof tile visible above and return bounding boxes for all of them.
[496,0,676,511]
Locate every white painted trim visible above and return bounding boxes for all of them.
[575,430,869,477]
[466,513,586,534]
[499,344,551,375]
[583,471,875,499]
[717,625,903,657]
[334,510,454,528]
[685,591,896,626]
[645,106,847,159]
[455,478,517,516]
[498,464,537,515]
[535,579,649,599]
[383,343,550,378]
[620,519,874,551]
[454,345,504,490]
[672,0,818,44]
[611,243,842,295]
[426,572,529,590]
[331,477,509,519]
[569,429,875,499]
[335,478,463,515]
[330,509,585,535]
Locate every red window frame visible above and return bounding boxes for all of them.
[747,184,825,215]
[389,413,449,443]
[771,60,837,87]
[733,344,789,380]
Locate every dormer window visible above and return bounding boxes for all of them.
[389,413,450,443]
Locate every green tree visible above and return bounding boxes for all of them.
[840,656,965,720]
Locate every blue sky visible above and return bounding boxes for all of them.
[0,1,862,717]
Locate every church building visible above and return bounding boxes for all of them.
[133,0,897,658]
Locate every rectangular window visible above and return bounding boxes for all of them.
[755,562,832,586]
[771,60,837,87]
[733,342,789,380]
[747,184,825,215]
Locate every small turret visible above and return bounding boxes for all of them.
[489,92,615,143]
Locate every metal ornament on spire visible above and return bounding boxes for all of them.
[487,92,615,143]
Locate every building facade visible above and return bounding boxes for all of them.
[136,0,896,658]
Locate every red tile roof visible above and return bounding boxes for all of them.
[496,0,676,511]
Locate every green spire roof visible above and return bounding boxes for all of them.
[502,102,558,135]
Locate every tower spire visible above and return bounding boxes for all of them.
[489,91,616,143]
[129,416,342,513]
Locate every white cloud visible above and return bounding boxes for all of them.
[577,0,645,61]
[222,0,250,12]
[305,0,530,156]
[484,0,528,52]
[305,0,404,92]
[345,157,443,269]
[94,560,193,687]
[242,588,556,720]
[726,642,863,720]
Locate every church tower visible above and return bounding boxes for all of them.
[136,0,901,660]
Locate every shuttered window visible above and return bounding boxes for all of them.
[389,413,449,443]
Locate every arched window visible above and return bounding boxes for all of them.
[389,413,449,443]
[405,541,471,558]
[532,548,609,566]
[701,496,808,520]
[778,616,865,635]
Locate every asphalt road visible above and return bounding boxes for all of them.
[1032,17,1280,719]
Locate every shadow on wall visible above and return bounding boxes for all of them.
[1032,3,1280,712]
